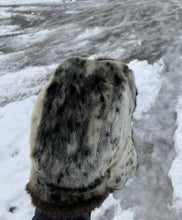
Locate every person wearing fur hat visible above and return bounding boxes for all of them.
[26,57,138,220]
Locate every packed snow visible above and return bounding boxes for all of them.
[0,0,76,5]
[0,25,21,37]
[0,64,57,106]
[92,194,134,220]
[169,98,182,211]
[0,8,12,19]
[76,27,106,40]
[0,97,36,220]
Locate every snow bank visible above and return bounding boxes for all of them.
[128,59,164,120]
[0,0,76,5]
[0,97,36,220]
[168,97,182,210]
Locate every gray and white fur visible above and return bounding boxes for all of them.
[26,57,138,219]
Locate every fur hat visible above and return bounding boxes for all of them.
[26,57,138,219]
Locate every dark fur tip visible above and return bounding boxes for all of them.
[97,57,116,61]
[26,182,114,219]
[136,88,138,96]
[123,64,129,74]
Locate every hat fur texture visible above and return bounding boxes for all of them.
[26,57,138,219]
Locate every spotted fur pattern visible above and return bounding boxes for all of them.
[26,57,138,218]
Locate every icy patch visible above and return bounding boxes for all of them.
[89,48,125,60]
[77,27,105,40]
[0,97,36,220]
[9,29,56,48]
[0,64,57,106]
[0,0,76,5]
[108,48,126,60]
[0,7,12,19]
[169,97,182,210]
[92,194,134,220]
[0,52,27,76]
[128,59,164,120]
[65,10,79,14]
[12,6,39,11]
[0,24,21,37]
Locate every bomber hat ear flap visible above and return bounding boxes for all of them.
[26,181,113,219]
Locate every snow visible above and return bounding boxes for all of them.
[88,48,126,61]
[76,27,105,40]
[0,97,36,220]
[92,194,134,220]
[128,59,164,120]
[0,25,21,37]
[0,59,165,220]
[1,0,182,219]
[0,64,57,106]
[0,52,26,76]
[168,97,182,211]
[0,0,75,5]
[0,0,76,5]
[7,29,58,49]
[0,8,12,19]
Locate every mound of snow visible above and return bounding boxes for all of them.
[169,97,182,210]
[128,59,164,120]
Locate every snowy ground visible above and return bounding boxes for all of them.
[0,0,182,219]
[0,0,76,5]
